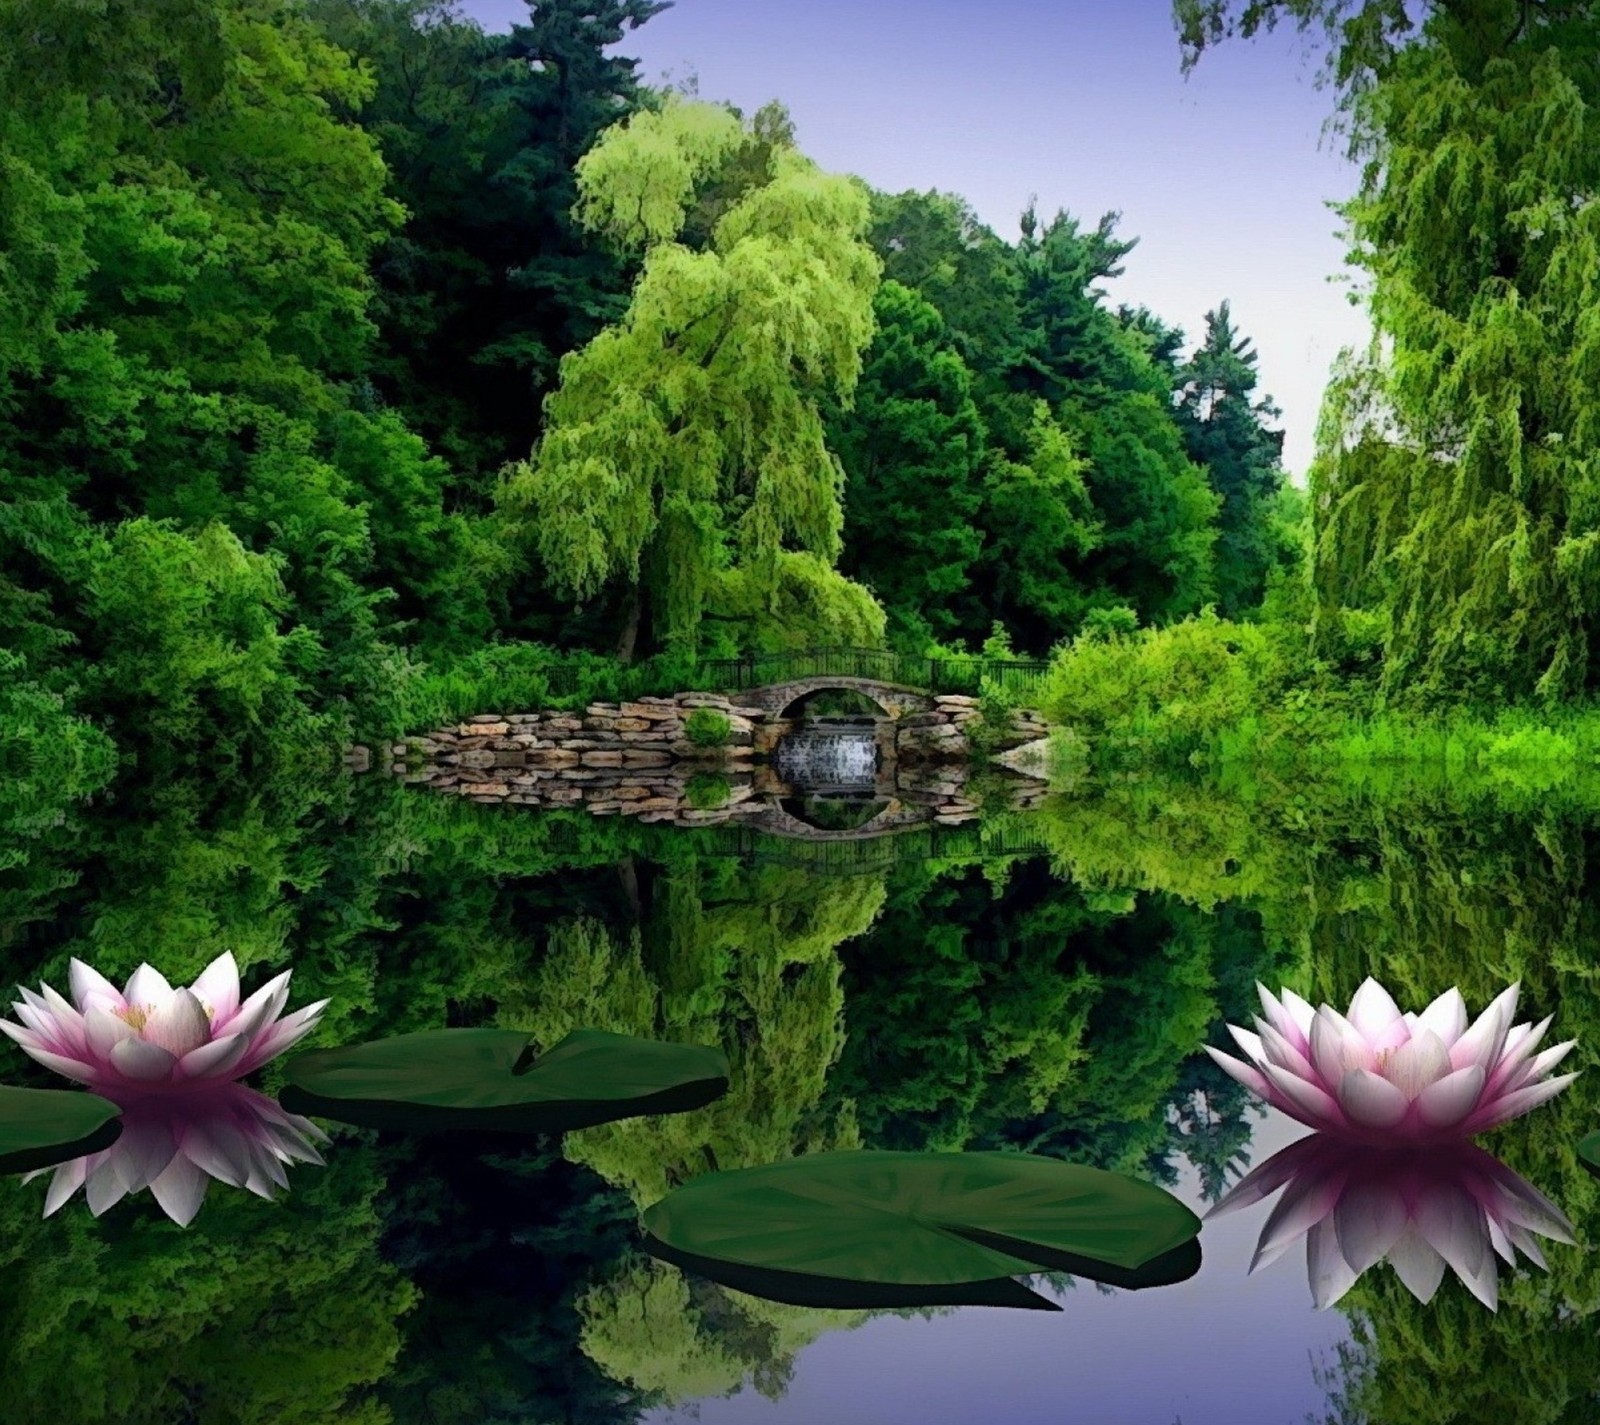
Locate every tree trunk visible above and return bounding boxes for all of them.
[615,584,642,663]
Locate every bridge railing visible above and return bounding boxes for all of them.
[699,647,1051,696]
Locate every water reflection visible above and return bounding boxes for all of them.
[1208,1132,1574,1310]
[28,1082,326,1225]
[771,726,879,790]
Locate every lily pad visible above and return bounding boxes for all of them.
[1578,1131,1600,1179]
[0,1085,122,1174]
[641,1150,1202,1309]
[279,1027,729,1135]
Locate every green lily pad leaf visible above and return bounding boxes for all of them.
[1578,1131,1600,1179]
[0,1085,122,1174]
[279,1028,729,1135]
[642,1235,1062,1311]
[641,1150,1202,1308]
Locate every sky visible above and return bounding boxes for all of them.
[460,0,1376,480]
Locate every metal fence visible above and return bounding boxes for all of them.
[697,647,1050,696]
[706,821,1055,871]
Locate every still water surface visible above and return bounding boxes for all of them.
[1,766,1594,1423]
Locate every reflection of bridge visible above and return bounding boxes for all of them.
[701,648,1050,710]
[712,819,1054,870]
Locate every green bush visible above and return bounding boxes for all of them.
[685,772,731,810]
[683,708,732,749]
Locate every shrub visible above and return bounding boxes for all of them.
[683,708,732,748]
[685,772,731,810]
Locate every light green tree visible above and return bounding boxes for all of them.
[506,97,885,656]
[1179,0,1600,702]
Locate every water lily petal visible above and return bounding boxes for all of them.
[190,952,241,1025]
[4,1032,98,1083]
[1466,1071,1579,1133]
[1384,1027,1451,1101]
[1525,1041,1577,1081]
[1386,1229,1448,1303]
[84,1006,136,1064]
[1207,1137,1325,1220]
[1333,1179,1408,1274]
[178,1033,249,1081]
[1307,1217,1360,1309]
[178,1119,254,1188]
[1484,1017,1552,1096]
[41,1158,89,1217]
[141,989,212,1059]
[1485,1214,1516,1265]
[1347,978,1403,1040]
[148,1154,209,1227]
[109,1037,178,1082]
[1228,1024,1265,1063]
[1336,1069,1410,1129]
[1415,1064,1486,1130]
[37,985,88,1053]
[1257,984,1313,1054]
[84,1156,131,1217]
[113,1117,178,1191]
[1252,1163,1345,1270]
[233,1000,328,1074]
[1417,987,1469,1046]
[227,972,292,1046]
[1414,1182,1496,1310]
[1263,1062,1344,1129]
[1204,1045,1272,1100]
[1311,1007,1372,1086]
[1257,1018,1317,1081]
[1450,983,1519,1073]
[122,964,175,1014]
[69,959,125,1015]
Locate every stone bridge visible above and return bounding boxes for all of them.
[733,677,934,719]
[737,797,939,841]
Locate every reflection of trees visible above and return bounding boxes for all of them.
[0,1144,411,1423]
[495,861,890,1405]
[1041,770,1600,1422]
[831,857,1282,1182]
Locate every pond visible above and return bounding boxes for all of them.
[0,765,1595,1424]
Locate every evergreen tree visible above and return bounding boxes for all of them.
[1172,301,1290,617]
[829,281,988,647]
[312,0,667,482]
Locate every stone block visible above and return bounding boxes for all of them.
[581,750,625,768]
[622,750,673,768]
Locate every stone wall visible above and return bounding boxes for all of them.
[383,689,1049,774]
[370,688,1053,832]
[390,749,1047,831]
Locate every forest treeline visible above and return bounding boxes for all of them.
[0,0,1295,802]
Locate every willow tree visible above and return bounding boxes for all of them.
[506,97,884,656]
[1179,1,1600,702]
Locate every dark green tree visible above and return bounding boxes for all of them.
[1172,301,1290,617]
[829,281,988,647]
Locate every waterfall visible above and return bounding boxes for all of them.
[772,728,878,788]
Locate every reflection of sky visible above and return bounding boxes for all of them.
[457,0,1374,482]
[643,1110,1350,1425]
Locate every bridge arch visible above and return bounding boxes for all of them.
[736,676,934,720]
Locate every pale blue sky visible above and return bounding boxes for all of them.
[461,0,1376,479]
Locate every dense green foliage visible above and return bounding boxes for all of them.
[0,0,1291,779]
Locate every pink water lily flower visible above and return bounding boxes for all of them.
[1209,1134,1574,1310]
[1206,980,1577,1144]
[0,954,328,1092]
[23,1083,327,1226]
